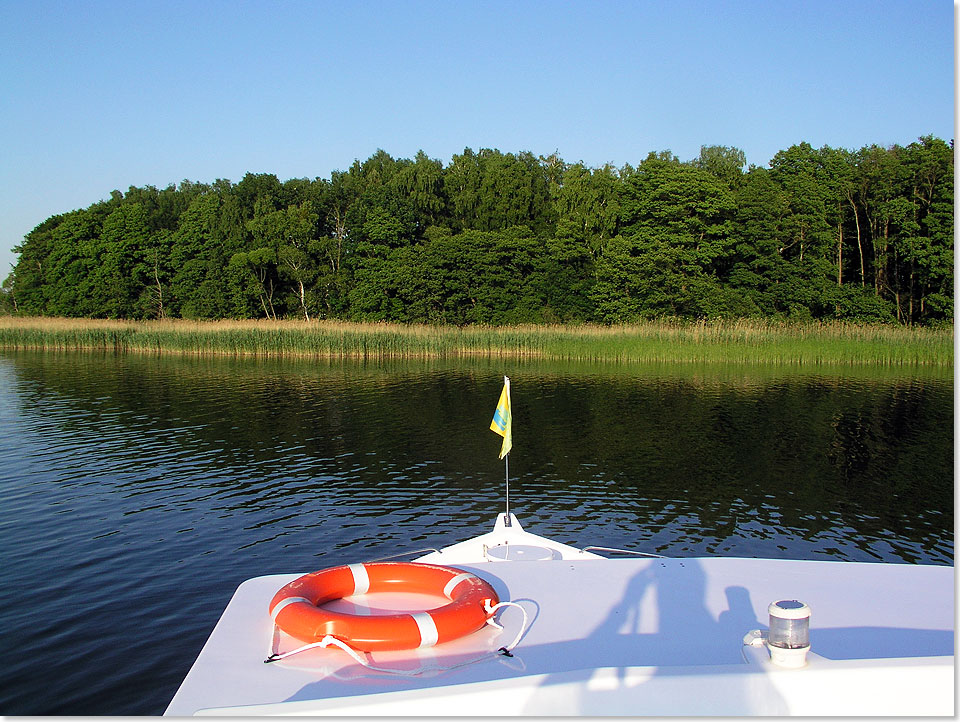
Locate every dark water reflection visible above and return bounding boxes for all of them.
[0,351,952,714]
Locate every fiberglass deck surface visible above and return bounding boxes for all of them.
[164,556,953,715]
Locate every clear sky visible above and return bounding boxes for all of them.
[1,0,954,278]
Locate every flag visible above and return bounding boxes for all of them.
[489,376,512,459]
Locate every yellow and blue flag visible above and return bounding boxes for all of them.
[489,376,512,459]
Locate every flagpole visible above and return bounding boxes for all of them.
[504,452,510,527]
[489,375,513,528]
[503,375,511,527]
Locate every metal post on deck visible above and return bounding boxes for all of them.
[504,453,511,526]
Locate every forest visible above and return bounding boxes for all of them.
[2,136,953,325]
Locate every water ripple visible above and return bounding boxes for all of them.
[0,352,952,715]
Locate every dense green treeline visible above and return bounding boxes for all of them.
[3,137,953,325]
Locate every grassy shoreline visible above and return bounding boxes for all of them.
[0,316,952,367]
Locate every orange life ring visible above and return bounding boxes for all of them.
[268,562,499,652]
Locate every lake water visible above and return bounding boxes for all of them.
[0,351,952,714]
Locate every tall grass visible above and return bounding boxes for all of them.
[0,317,952,366]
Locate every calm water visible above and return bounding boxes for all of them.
[0,351,953,715]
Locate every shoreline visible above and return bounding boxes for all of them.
[0,316,951,367]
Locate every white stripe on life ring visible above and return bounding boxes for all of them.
[349,563,370,595]
[411,611,439,648]
[443,572,475,599]
[271,596,312,622]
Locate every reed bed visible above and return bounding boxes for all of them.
[0,316,951,366]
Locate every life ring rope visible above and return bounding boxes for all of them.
[265,599,530,675]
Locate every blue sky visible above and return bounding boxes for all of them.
[1,0,954,278]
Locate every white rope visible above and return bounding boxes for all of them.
[483,600,528,653]
[265,599,530,676]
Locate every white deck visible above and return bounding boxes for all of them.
[165,517,954,716]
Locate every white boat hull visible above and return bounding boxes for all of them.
[165,516,954,716]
